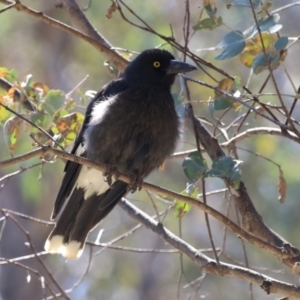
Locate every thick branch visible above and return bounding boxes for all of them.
[0,0,128,70]
[119,199,300,299]
[1,146,299,267]
[59,0,128,69]
[184,106,299,258]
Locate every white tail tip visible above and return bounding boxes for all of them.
[45,235,64,253]
[61,241,83,260]
[45,235,83,259]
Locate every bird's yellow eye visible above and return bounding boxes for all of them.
[153,61,161,68]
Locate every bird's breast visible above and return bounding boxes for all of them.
[84,91,179,176]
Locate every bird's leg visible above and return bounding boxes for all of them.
[128,172,143,193]
[113,169,120,180]
[103,164,114,186]
[103,164,120,186]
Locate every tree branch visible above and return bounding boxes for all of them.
[222,127,300,148]
[0,146,299,267]
[0,0,128,70]
[119,199,300,299]
[184,106,300,263]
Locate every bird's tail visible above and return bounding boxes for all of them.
[45,181,127,259]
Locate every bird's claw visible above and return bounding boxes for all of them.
[128,173,143,193]
[103,164,119,186]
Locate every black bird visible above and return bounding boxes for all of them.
[45,49,196,259]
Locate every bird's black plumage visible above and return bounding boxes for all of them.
[45,49,196,259]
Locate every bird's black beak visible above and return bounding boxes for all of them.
[166,60,196,74]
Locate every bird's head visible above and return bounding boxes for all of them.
[123,49,196,87]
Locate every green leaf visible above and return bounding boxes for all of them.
[0,98,12,124]
[51,126,60,135]
[3,116,23,154]
[58,108,69,117]
[65,98,76,111]
[234,76,243,92]
[0,67,18,82]
[250,14,280,38]
[5,69,18,82]
[174,200,191,218]
[193,17,222,31]
[55,112,84,133]
[227,0,260,9]
[65,131,77,145]
[274,36,288,51]
[44,90,65,114]
[215,30,245,60]
[182,151,207,182]
[30,111,53,130]
[174,184,198,218]
[252,52,280,74]
[214,97,233,110]
[205,156,243,189]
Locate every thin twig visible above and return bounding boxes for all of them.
[201,179,219,264]
[0,102,64,150]
[182,76,291,131]
[0,0,128,70]
[249,0,300,138]
[2,212,69,299]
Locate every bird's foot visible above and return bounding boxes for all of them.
[128,173,143,193]
[103,164,119,186]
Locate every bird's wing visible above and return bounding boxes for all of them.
[51,77,129,220]
[46,180,128,259]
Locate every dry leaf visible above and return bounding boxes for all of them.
[278,168,286,203]
[215,78,234,99]
[106,1,117,19]
[254,106,265,120]
[8,87,15,99]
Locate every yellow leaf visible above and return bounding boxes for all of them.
[0,68,9,78]
[4,116,23,153]
[8,87,15,99]
[215,78,234,99]
[240,33,278,68]
[254,106,266,120]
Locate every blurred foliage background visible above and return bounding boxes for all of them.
[1,0,300,299]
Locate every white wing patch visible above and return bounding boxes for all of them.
[88,98,112,126]
[84,96,116,152]
[76,165,114,200]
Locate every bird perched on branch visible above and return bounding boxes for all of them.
[45,49,196,259]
